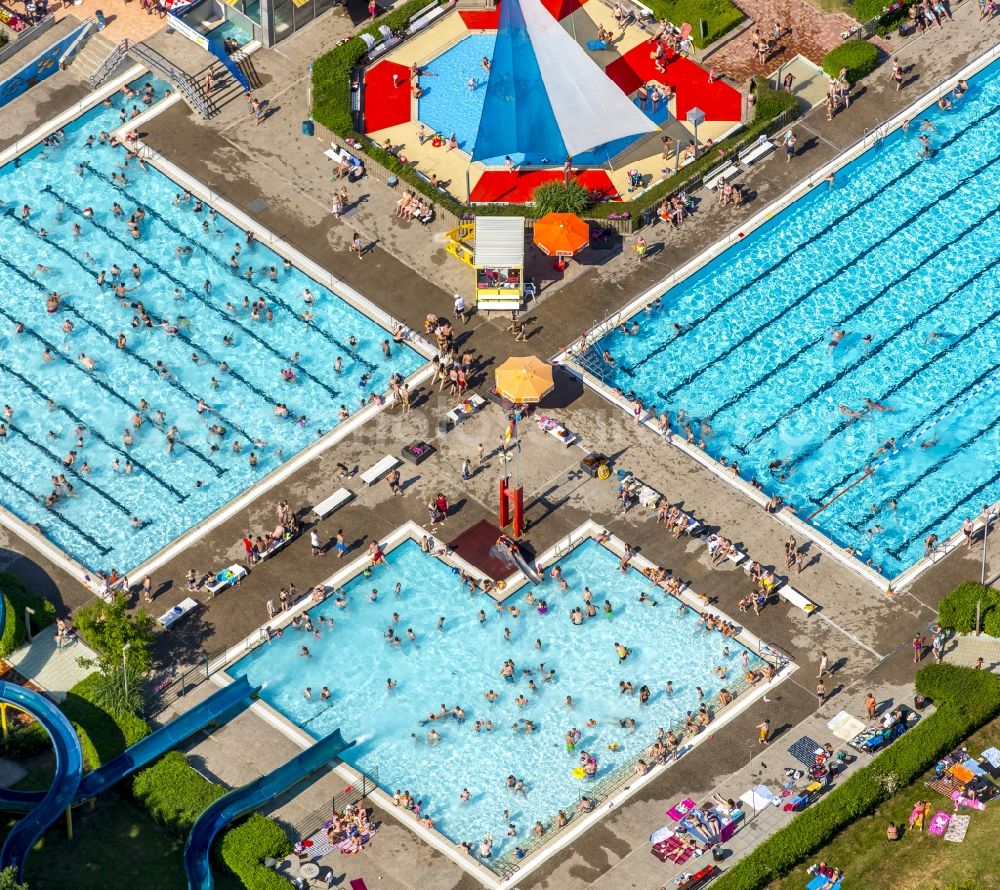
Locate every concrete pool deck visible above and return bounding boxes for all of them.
[0,0,999,887]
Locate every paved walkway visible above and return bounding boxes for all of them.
[5,633,99,701]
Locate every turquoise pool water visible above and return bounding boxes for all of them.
[591,61,1000,577]
[416,34,659,166]
[0,78,422,572]
[231,537,766,861]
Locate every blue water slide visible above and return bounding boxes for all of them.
[0,676,258,813]
[184,728,356,890]
[0,681,84,881]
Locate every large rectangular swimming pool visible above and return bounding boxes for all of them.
[0,77,423,572]
[590,60,1000,577]
[230,536,768,868]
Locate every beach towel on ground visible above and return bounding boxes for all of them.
[982,747,1000,768]
[926,776,962,798]
[949,764,975,784]
[667,797,696,820]
[927,811,951,836]
[740,785,778,811]
[806,878,841,890]
[944,813,970,842]
[350,880,369,890]
[788,736,824,768]
[951,791,986,810]
[305,830,334,857]
[649,825,674,844]
[962,757,987,776]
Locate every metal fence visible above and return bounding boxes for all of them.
[150,632,268,713]
[290,767,380,842]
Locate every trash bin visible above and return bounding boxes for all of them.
[301,119,314,137]
[95,8,106,28]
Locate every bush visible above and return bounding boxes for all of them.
[132,751,225,836]
[2,719,51,761]
[60,673,149,770]
[713,664,1000,890]
[0,573,58,658]
[532,180,593,217]
[938,581,1000,634]
[822,39,880,84]
[219,814,293,890]
[0,866,28,890]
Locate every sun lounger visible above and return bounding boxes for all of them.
[360,455,401,486]
[703,162,740,191]
[446,394,486,426]
[636,485,660,509]
[159,597,199,629]
[312,487,355,519]
[536,415,579,447]
[777,584,818,615]
[739,135,776,166]
[205,564,248,597]
[678,511,702,536]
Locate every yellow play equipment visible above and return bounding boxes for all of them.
[446,221,476,267]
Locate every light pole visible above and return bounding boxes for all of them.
[24,606,35,643]
[122,643,132,702]
[686,107,705,158]
[982,503,996,586]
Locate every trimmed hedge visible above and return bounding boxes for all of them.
[822,39,880,84]
[0,573,57,658]
[938,581,1000,635]
[61,673,150,770]
[132,752,293,888]
[132,750,225,836]
[219,814,293,890]
[713,664,1000,890]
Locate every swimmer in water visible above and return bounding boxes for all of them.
[838,404,864,419]
[827,329,846,350]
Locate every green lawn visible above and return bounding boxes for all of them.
[767,716,1000,890]
[644,0,746,47]
[2,770,244,890]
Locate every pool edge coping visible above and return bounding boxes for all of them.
[551,41,1000,600]
[211,517,793,888]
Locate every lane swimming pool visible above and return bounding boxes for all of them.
[0,77,423,572]
[230,535,768,866]
[589,60,1000,577]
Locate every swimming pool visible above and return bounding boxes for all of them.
[230,535,767,865]
[0,78,423,572]
[589,60,1000,577]
[417,34,661,166]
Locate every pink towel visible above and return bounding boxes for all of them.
[928,811,951,836]
[350,880,369,890]
[667,798,696,820]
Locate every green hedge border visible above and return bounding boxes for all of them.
[311,0,759,224]
[0,573,57,659]
[132,751,292,889]
[938,581,1000,636]
[713,664,1000,890]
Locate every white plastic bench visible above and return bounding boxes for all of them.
[538,419,578,447]
[325,146,362,169]
[361,455,401,486]
[312,487,355,519]
[740,136,775,166]
[159,597,199,629]
[408,4,447,33]
[777,584,818,615]
[727,547,748,566]
[258,534,295,562]
[205,564,247,598]
[703,163,740,191]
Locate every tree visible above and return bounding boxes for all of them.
[75,656,146,717]
[73,594,156,673]
[0,866,29,889]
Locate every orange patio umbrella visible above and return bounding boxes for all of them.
[494,356,554,404]
[533,212,589,258]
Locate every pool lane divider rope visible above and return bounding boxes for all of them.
[0,362,190,503]
[81,163,378,373]
[658,144,1000,413]
[0,219,228,474]
[0,465,111,556]
[702,252,1000,433]
[42,186,345,404]
[733,181,1000,452]
[619,99,1000,384]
